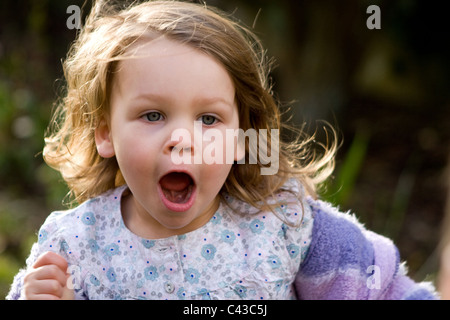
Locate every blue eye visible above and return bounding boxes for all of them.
[145,112,162,122]
[201,115,217,125]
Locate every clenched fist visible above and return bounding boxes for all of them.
[22,251,75,300]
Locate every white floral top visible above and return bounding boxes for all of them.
[10,181,313,300]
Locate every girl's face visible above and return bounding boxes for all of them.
[95,37,240,238]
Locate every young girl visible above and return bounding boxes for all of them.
[7,0,437,300]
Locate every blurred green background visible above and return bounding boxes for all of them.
[1,0,449,298]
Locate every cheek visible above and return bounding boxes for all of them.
[113,135,156,180]
[202,126,242,165]
[200,163,233,191]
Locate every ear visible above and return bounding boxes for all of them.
[95,119,115,158]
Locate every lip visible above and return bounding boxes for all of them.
[157,170,197,212]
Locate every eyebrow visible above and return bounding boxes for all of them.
[129,93,167,104]
[194,96,235,108]
[130,93,235,108]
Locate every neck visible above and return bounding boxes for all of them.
[121,190,220,239]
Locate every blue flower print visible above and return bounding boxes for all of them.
[201,244,217,260]
[144,266,159,281]
[234,285,247,298]
[275,202,288,216]
[278,223,288,238]
[211,213,222,225]
[286,244,300,259]
[224,194,233,204]
[88,239,99,252]
[221,230,236,244]
[104,243,120,256]
[267,255,282,269]
[90,274,100,286]
[301,243,309,261]
[141,239,155,249]
[106,267,116,282]
[38,229,48,244]
[250,219,265,234]
[81,211,96,225]
[274,279,284,292]
[177,287,187,300]
[197,288,211,300]
[185,268,200,284]
[60,240,70,254]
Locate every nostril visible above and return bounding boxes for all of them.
[171,145,192,152]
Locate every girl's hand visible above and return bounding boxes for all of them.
[22,251,75,300]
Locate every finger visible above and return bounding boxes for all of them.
[61,274,75,300]
[35,279,65,297]
[33,251,68,272]
[24,279,64,299]
[30,264,68,287]
[28,294,61,301]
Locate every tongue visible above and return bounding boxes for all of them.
[159,172,193,204]
[159,172,192,191]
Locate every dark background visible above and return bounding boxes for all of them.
[1,0,449,298]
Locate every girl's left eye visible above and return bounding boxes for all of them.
[144,112,163,122]
[200,115,217,125]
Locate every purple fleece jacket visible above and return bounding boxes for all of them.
[294,198,437,299]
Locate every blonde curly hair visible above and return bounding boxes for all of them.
[44,0,337,209]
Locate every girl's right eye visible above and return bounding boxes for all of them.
[144,112,163,122]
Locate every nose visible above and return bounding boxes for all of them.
[167,136,192,154]
[163,120,201,160]
[164,129,193,155]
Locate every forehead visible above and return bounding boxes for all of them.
[111,37,236,104]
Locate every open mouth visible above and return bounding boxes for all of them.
[158,172,196,212]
